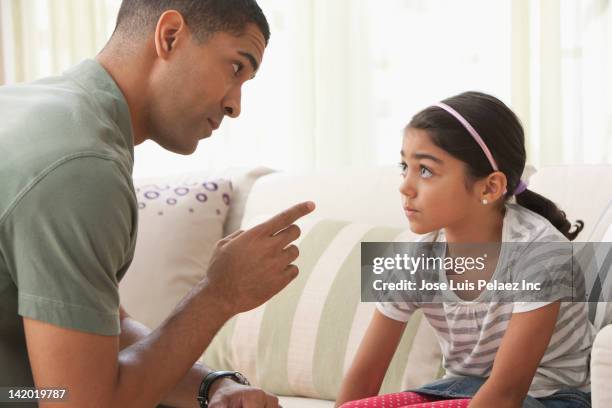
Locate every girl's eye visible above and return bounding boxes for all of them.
[232,62,243,76]
[398,162,408,175]
[420,165,433,178]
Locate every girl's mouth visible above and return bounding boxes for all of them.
[404,207,419,217]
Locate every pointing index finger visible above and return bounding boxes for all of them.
[257,201,315,236]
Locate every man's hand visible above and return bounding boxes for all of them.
[208,379,280,408]
[205,201,315,315]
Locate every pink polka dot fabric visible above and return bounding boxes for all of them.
[339,392,471,408]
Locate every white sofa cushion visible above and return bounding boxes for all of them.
[241,166,410,229]
[201,218,443,401]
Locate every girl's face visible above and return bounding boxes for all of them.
[399,128,482,234]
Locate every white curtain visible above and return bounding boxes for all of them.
[0,0,119,83]
[1,0,610,178]
[512,0,612,166]
[0,2,5,84]
[361,0,514,165]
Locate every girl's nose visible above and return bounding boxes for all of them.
[399,174,416,198]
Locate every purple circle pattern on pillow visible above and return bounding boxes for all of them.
[174,187,189,196]
[203,182,218,191]
[136,178,231,216]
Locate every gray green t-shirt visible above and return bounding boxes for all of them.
[0,59,138,392]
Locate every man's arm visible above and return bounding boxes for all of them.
[118,306,267,408]
[24,202,314,408]
[24,282,228,408]
[118,305,207,408]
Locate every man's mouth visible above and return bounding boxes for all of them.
[207,118,220,130]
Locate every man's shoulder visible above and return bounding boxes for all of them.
[0,74,134,221]
[0,73,99,133]
[0,74,112,161]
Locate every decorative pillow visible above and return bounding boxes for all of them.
[119,174,232,329]
[201,218,443,400]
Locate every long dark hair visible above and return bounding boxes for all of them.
[407,91,584,241]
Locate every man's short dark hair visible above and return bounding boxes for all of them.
[114,0,270,44]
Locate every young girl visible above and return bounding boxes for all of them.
[336,92,594,408]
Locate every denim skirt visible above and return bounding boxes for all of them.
[408,376,591,408]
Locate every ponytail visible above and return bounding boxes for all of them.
[515,189,584,241]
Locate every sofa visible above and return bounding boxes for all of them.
[119,165,612,408]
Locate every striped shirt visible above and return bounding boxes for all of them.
[377,203,595,398]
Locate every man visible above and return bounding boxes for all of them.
[0,0,314,407]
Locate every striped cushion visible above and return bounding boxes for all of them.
[201,219,443,400]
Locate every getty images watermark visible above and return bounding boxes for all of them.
[361,242,612,303]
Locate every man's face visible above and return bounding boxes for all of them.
[147,23,266,154]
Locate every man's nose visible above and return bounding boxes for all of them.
[223,88,242,118]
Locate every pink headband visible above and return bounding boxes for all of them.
[433,102,528,196]
[433,102,499,171]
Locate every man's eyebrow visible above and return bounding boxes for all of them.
[238,51,259,77]
[401,150,443,164]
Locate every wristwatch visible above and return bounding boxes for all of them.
[197,370,250,408]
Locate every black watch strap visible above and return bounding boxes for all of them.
[197,370,250,408]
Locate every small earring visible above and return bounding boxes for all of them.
[482,199,489,205]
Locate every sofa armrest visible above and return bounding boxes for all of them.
[592,324,612,408]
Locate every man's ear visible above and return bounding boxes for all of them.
[154,10,187,59]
